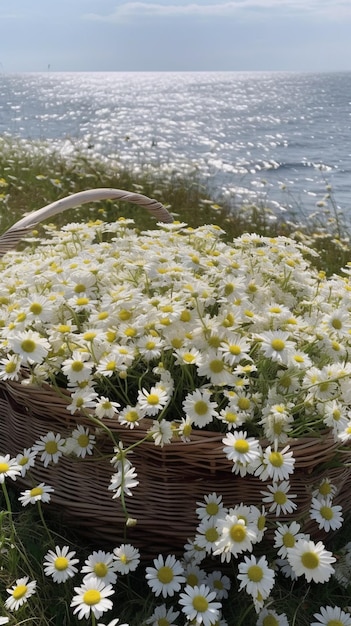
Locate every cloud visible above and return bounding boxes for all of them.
[84,0,351,21]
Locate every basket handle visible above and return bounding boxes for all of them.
[0,188,173,257]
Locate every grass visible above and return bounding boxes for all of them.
[1,137,351,625]
[0,136,350,274]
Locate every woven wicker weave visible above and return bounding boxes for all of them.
[0,379,350,557]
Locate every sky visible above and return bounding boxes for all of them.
[0,0,351,73]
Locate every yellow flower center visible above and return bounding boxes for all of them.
[147,394,160,405]
[57,324,71,333]
[118,309,132,321]
[93,562,108,578]
[45,441,58,454]
[320,505,334,521]
[238,397,250,410]
[262,615,279,626]
[183,352,196,363]
[271,338,285,352]
[273,490,287,505]
[55,556,69,571]
[180,310,191,322]
[76,297,89,306]
[0,462,10,473]
[225,411,238,423]
[77,434,90,448]
[234,439,249,454]
[206,502,219,516]
[71,360,84,372]
[5,361,17,374]
[209,359,224,373]
[83,331,97,342]
[293,354,305,363]
[332,318,342,330]
[247,565,263,582]
[229,344,242,355]
[83,589,101,606]
[157,566,174,584]
[30,302,43,315]
[30,486,43,498]
[145,341,156,350]
[74,284,86,293]
[319,481,332,496]
[194,400,208,416]
[158,619,171,626]
[192,595,209,613]
[20,339,36,353]
[282,532,295,548]
[205,527,219,542]
[230,523,246,542]
[12,584,28,600]
[19,456,28,466]
[301,551,319,569]
[269,451,284,467]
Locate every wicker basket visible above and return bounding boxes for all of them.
[0,378,350,557]
[1,190,351,559]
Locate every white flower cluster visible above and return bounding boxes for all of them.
[2,220,351,623]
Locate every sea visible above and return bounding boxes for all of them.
[0,70,351,217]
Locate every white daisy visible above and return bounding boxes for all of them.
[43,545,79,583]
[213,513,257,562]
[195,492,225,521]
[118,405,144,429]
[258,330,295,365]
[237,554,275,599]
[32,431,66,467]
[137,385,169,416]
[113,544,140,574]
[70,576,114,620]
[310,605,351,626]
[197,349,235,385]
[148,419,173,447]
[8,329,50,364]
[205,570,231,600]
[183,388,219,428]
[273,522,306,558]
[195,518,221,553]
[145,554,185,598]
[0,454,21,483]
[95,396,121,419]
[261,481,297,516]
[0,354,22,380]
[182,563,207,588]
[309,496,343,532]
[222,431,261,473]
[145,603,180,626]
[287,539,336,583]
[256,608,289,626]
[81,550,118,585]
[179,583,222,626]
[109,464,139,499]
[61,350,93,383]
[16,447,37,477]
[255,444,295,482]
[5,576,37,611]
[18,482,54,506]
[66,424,96,458]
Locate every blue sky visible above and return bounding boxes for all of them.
[1,0,351,72]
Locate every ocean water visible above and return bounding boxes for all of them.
[0,70,350,216]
